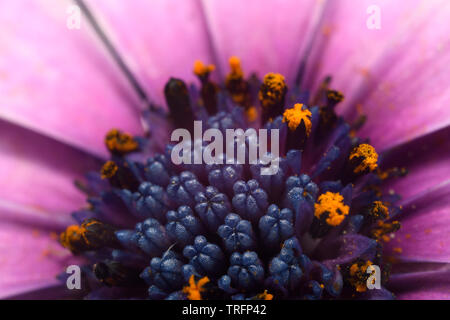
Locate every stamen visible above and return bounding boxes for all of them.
[60,219,118,254]
[105,129,139,155]
[348,260,373,292]
[228,56,243,78]
[282,103,312,136]
[246,106,258,122]
[193,60,218,115]
[259,73,287,123]
[164,78,194,131]
[100,160,140,191]
[326,89,344,105]
[93,260,143,287]
[193,60,215,79]
[225,56,251,108]
[370,201,389,220]
[349,144,378,174]
[182,275,210,300]
[256,290,274,300]
[371,220,401,240]
[101,160,118,179]
[314,192,349,227]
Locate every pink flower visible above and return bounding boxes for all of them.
[0,0,449,299]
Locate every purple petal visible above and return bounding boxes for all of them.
[0,119,100,228]
[381,125,450,200]
[302,0,450,151]
[203,0,323,83]
[86,0,215,106]
[388,264,450,300]
[0,0,143,157]
[0,220,81,298]
[385,181,450,263]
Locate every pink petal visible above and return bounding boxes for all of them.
[0,220,81,298]
[0,119,100,228]
[85,0,216,107]
[385,181,450,263]
[388,264,450,300]
[202,0,323,84]
[0,0,143,158]
[302,0,450,151]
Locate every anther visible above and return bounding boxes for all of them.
[346,260,373,292]
[60,219,118,254]
[255,290,274,300]
[164,77,195,131]
[326,89,344,106]
[225,56,251,109]
[349,144,379,174]
[101,160,118,179]
[369,201,389,221]
[371,220,401,240]
[259,73,287,124]
[311,192,349,238]
[105,129,139,156]
[314,192,349,227]
[193,60,218,115]
[182,275,210,300]
[93,260,143,287]
[100,160,140,191]
[283,103,312,135]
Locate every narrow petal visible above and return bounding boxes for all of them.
[0,220,80,298]
[302,0,450,151]
[202,0,323,83]
[0,0,143,157]
[0,119,100,227]
[85,0,216,106]
[388,264,450,299]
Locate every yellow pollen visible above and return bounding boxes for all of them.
[349,144,378,173]
[105,129,139,155]
[182,275,210,300]
[314,192,349,227]
[282,103,312,135]
[101,161,118,179]
[193,60,215,77]
[256,290,274,300]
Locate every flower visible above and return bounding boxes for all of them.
[0,0,449,300]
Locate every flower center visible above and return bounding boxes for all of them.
[59,55,406,300]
